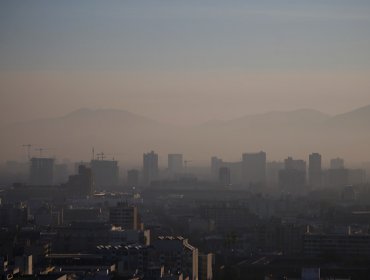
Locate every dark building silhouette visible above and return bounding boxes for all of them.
[242,151,266,186]
[74,161,90,173]
[211,156,223,179]
[284,157,306,172]
[91,159,118,189]
[143,151,158,186]
[109,202,139,230]
[218,167,231,186]
[330,157,344,169]
[348,168,366,185]
[309,153,322,188]
[54,163,69,185]
[304,230,370,259]
[152,236,198,280]
[322,168,365,188]
[266,161,284,186]
[341,185,356,202]
[0,203,28,228]
[127,169,139,187]
[66,165,94,197]
[29,157,54,185]
[279,157,306,192]
[323,168,349,188]
[211,157,242,184]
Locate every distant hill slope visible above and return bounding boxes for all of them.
[328,104,370,128]
[2,106,370,164]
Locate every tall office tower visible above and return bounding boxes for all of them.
[279,157,306,192]
[54,163,69,185]
[168,154,183,174]
[323,168,349,188]
[309,153,322,188]
[266,161,285,186]
[127,169,139,187]
[109,202,139,230]
[66,165,94,197]
[29,157,55,185]
[330,158,345,169]
[74,161,90,173]
[143,151,159,186]
[218,166,231,186]
[90,159,119,189]
[348,169,366,185]
[285,157,306,171]
[211,156,223,178]
[242,151,266,186]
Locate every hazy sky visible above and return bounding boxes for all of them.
[1,0,370,125]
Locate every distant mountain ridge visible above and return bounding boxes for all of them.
[328,104,370,127]
[199,108,330,129]
[2,105,370,163]
[9,108,158,127]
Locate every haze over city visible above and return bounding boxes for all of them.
[2,1,370,164]
[1,1,370,280]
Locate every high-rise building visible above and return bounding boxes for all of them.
[322,168,349,188]
[168,154,183,174]
[127,169,139,187]
[54,163,69,185]
[211,156,223,179]
[109,202,139,230]
[74,161,90,173]
[242,151,266,186]
[285,157,306,171]
[198,253,213,280]
[66,165,94,197]
[266,161,284,186]
[90,159,119,189]
[143,151,159,186]
[211,157,242,184]
[309,153,322,188]
[279,157,306,192]
[330,158,344,169]
[348,169,366,185]
[0,203,28,228]
[218,167,231,186]
[29,157,55,185]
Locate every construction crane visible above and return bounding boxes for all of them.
[104,153,125,161]
[22,144,32,160]
[96,152,105,160]
[34,147,46,157]
[94,151,126,161]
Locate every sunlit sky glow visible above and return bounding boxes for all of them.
[1,0,370,125]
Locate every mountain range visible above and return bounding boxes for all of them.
[2,105,370,165]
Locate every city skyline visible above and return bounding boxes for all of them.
[2,104,370,164]
[2,2,370,279]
